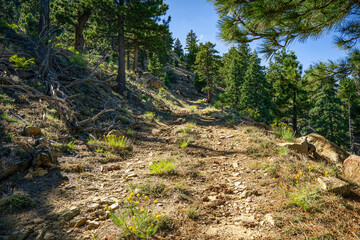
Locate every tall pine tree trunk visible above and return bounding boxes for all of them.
[39,0,50,38]
[116,0,126,93]
[133,41,139,71]
[75,8,91,51]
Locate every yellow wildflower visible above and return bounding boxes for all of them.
[296,180,299,184]
[300,172,303,175]
[123,198,125,201]
[137,194,140,198]
[325,171,328,175]
[284,167,287,171]
[140,209,145,213]
[136,201,139,204]
[108,212,111,216]
[113,199,116,203]
[142,194,145,197]
[108,206,111,210]
[272,177,276,181]
[153,200,158,204]
[308,166,312,170]
[155,214,161,219]
[145,195,148,199]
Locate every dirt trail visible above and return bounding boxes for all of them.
[1,100,279,240]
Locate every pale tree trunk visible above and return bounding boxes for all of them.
[39,0,50,39]
[75,8,91,51]
[116,0,126,93]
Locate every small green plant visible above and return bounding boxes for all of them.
[288,186,322,212]
[105,134,128,148]
[178,139,190,148]
[150,159,176,175]
[271,122,296,142]
[9,55,35,70]
[138,180,166,198]
[278,146,289,156]
[67,46,88,68]
[126,129,135,136]
[187,105,197,112]
[95,147,103,153]
[87,138,100,144]
[67,141,76,151]
[107,193,163,239]
[0,193,32,212]
[186,207,200,220]
[262,162,279,177]
[144,111,156,121]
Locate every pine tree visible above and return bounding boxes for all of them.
[266,50,303,132]
[306,63,348,147]
[239,52,272,122]
[219,43,251,109]
[173,38,183,58]
[185,30,199,69]
[209,0,359,56]
[147,53,163,78]
[194,42,220,103]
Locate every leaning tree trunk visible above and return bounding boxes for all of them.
[116,0,126,93]
[75,8,91,51]
[39,0,50,39]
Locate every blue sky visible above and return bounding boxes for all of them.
[166,0,348,71]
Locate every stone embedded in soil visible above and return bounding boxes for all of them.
[264,214,275,226]
[127,173,137,178]
[9,229,30,240]
[74,217,87,228]
[109,202,119,210]
[87,220,100,230]
[101,198,118,204]
[22,126,41,136]
[317,176,351,195]
[62,206,80,221]
[88,203,100,211]
[344,155,360,185]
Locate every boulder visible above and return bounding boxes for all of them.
[317,176,351,195]
[277,138,309,154]
[147,78,165,90]
[306,133,349,168]
[22,126,41,136]
[344,155,360,185]
[87,220,100,230]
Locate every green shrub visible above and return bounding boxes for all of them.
[150,159,176,175]
[289,186,322,212]
[271,122,296,142]
[107,193,163,239]
[0,193,32,212]
[9,55,35,70]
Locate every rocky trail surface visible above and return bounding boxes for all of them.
[1,101,282,240]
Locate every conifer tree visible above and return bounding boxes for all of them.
[239,52,272,121]
[147,53,163,78]
[185,30,199,69]
[266,50,304,132]
[305,63,348,146]
[194,42,220,103]
[173,38,183,58]
[220,43,250,109]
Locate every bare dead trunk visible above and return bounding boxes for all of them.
[116,0,126,93]
[39,0,50,39]
[75,8,91,51]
